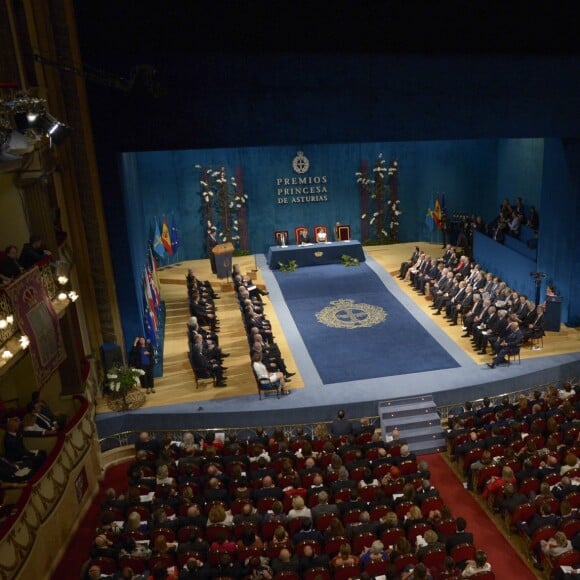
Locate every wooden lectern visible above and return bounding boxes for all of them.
[212,242,234,279]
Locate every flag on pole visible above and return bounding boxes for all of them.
[149,247,161,300]
[161,217,173,254]
[144,304,158,347]
[425,194,435,231]
[143,272,157,330]
[433,196,443,230]
[153,218,166,258]
[171,214,180,254]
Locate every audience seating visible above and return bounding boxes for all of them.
[304,568,331,580]
[82,381,580,578]
[450,543,476,565]
[333,564,361,580]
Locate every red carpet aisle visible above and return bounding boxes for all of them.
[51,462,129,580]
[424,453,536,579]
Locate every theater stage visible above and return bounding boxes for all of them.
[95,243,580,443]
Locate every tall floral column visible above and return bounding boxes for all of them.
[372,153,388,241]
[387,159,401,241]
[234,166,249,251]
[195,164,248,251]
[356,161,371,242]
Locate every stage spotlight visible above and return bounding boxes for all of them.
[14,111,42,132]
[43,114,72,146]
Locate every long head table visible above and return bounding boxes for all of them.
[267,240,366,269]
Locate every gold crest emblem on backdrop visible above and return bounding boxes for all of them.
[316,299,387,329]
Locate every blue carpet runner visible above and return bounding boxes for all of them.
[274,263,459,384]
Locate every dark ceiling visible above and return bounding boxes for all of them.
[73,0,579,61]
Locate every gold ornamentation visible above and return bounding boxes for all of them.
[314,251,323,258]
[316,298,387,329]
[292,151,310,174]
[106,386,146,412]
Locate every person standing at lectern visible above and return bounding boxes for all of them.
[206,226,218,274]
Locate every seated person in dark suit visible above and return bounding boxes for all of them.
[272,548,301,574]
[298,543,329,573]
[498,483,527,515]
[399,246,420,280]
[445,517,474,554]
[330,409,353,436]
[190,343,226,387]
[3,417,46,470]
[487,321,523,368]
[19,235,50,269]
[519,502,561,537]
[521,305,545,344]
[299,230,310,245]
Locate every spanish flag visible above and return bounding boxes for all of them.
[433,196,443,230]
[161,217,173,254]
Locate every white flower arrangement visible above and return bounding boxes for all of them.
[107,366,145,395]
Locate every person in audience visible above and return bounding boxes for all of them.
[119,537,152,560]
[390,537,414,568]
[86,563,104,580]
[417,528,445,561]
[207,503,233,527]
[297,543,329,573]
[90,533,120,560]
[541,531,572,559]
[331,543,359,568]
[445,517,473,553]
[345,509,379,539]
[360,539,389,566]
[330,409,353,436]
[311,490,339,520]
[0,245,22,283]
[3,416,46,471]
[292,517,324,545]
[272,547,300,574]
[19,235,51,269]
[124,510,148,534]
[519,502,561,537]
[135,431,162,456]
[179,556,210,579]
[498,483,527,515]
[287,495,311,520]
[462,550,492,577]
[323,516,346,542]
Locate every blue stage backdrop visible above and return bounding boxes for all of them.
[114,136,580,345]
[121,138,505,261]
[273,263,460,384]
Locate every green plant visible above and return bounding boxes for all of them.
[233,249,251,257]
[106,366,144,397]
[341,254,360,267]
[278,259,298,272]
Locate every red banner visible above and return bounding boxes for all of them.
[5,268,66,385]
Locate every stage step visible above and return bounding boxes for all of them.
[379,395,445,456]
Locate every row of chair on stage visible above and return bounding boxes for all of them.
[274,224,351,246]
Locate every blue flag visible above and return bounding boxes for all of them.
[171,214,180,254]
[153,217,166,258]
[425,194,435,232]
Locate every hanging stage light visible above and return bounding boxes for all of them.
[43,114,72,146]
[14,111,42,132]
